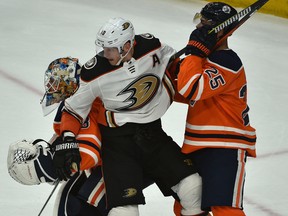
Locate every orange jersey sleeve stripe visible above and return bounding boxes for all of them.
[79,145,101,170]
[77,134,102,170]
[165,58,189,104]
[77,134,101,149]
[177,56,203,99]
[79,150,99,170]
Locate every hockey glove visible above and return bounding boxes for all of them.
[52,132,81,181]
[7,139,57,185]
[185,25,217,57]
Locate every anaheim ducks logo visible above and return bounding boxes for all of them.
[123,188,137,198]
[184,158,193,166]
[116,74,160,111]
[122,22,130,30]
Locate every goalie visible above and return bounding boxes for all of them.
[7,57,107,216]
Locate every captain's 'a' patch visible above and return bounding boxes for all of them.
[84,57,97,69]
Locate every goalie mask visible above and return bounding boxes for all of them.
[40,57,81,116]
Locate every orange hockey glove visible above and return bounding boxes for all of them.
[185,26,217,57]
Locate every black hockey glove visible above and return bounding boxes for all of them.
[52,132,81,181]
[185,25,217,57]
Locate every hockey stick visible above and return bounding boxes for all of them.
[169,0,269,62]
[37,179,60,216]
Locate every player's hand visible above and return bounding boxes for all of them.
[52,132,81,181]
[185,25,217,57]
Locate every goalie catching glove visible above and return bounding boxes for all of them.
[7,139,57,185]
[52,132,81,181]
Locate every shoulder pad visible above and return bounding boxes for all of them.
[208,50,243,71]
[81,55,121,82]
[133,34,161,59]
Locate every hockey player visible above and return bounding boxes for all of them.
[174,2,257,216]
[7,57,107,216]
[53,17,208,216]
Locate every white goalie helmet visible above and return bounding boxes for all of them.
[95,17,135,54]
[40,57,81,116]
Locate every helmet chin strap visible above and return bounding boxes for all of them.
[115,43,133,66]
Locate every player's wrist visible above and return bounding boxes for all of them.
[63,131,75,138]
[62,131,76,140]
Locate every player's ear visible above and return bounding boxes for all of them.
[217,30,224,39]
[123,41,132,52]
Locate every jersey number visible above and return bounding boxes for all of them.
[205,68,226,90]
[239,84,250,126]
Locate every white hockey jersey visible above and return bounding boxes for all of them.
[64,34,176,127]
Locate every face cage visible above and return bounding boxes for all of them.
[40,74,78,105]
[44,74,61,94]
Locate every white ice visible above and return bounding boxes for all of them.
[0,0,288,215]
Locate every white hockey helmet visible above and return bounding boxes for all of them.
[95,17,135,54]
[40,57,81,116]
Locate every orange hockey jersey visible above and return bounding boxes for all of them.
[53,99,102,170]
[177,50,256,157]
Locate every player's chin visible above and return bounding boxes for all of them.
[108,59,117,65]
[109,57,123,66]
